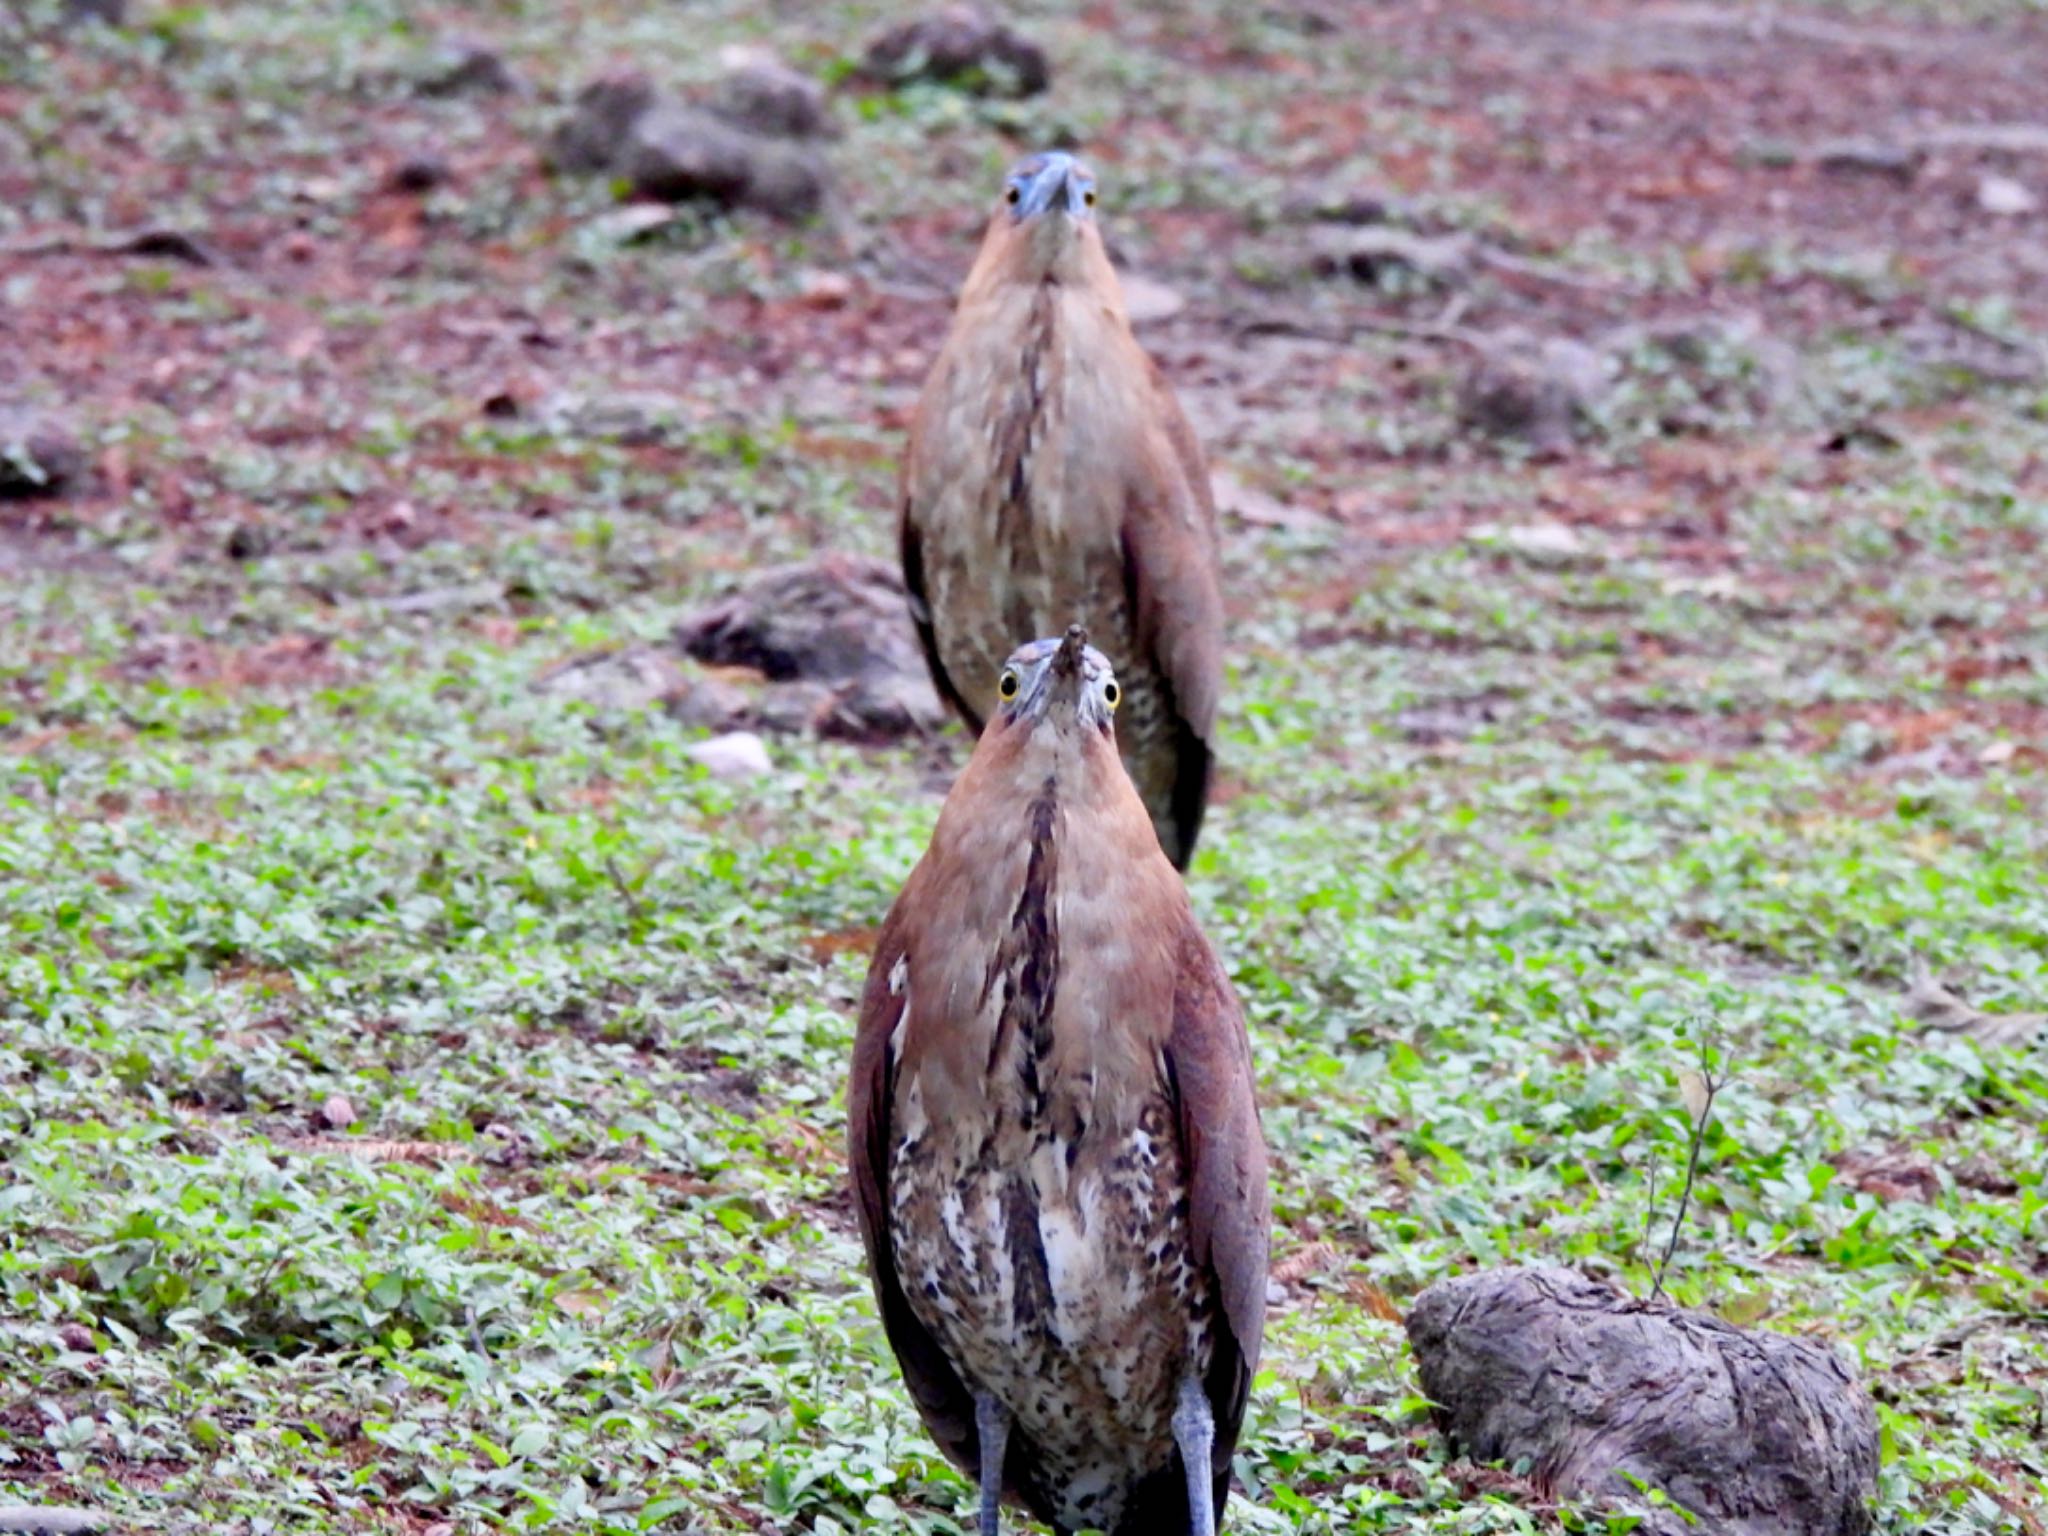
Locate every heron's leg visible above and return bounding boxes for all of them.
[974,1392,1009,1536]
[1172,1375,1216,1536]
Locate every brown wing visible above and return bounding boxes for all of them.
[1121,356,1223,864]
[900,509,984,734]
[846,901,980,1473]
[1163,918,1270,1511]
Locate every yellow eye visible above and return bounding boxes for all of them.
[1083,189,1096,207]
[998,669,1020,701]
[1006,186,1021,205]
[1102,680,1120,711]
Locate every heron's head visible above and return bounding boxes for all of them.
[1000,150,1096,225]
[979,151,1105,281]
[993,624,1119,737]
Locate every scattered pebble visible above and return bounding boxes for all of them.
[1976,173,2037,216]
[684,730,773,782]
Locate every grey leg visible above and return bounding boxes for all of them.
[975,1392,1010,1536]
[1172,1375,1216,1536]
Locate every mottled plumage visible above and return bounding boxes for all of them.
[849,628,1269,1536]
[902,152,1224,868]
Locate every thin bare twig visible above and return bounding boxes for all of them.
[0,226,219,266]
[604,854,648,925]
[1233,312,1486,352]
[1650,1030,1731,1303]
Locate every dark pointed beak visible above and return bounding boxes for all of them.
[1052,624,1088,678]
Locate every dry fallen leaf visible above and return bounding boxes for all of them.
[1347,1278,1406,1324]
[1679,1068,1712,1126]
[1270,1240,1339,1286]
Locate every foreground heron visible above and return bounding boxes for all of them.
[848,626,1269,1535]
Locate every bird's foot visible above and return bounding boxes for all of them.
[975,1393,1010,1536]
[1172,1375,1216,1536]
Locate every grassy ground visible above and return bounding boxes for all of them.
[3,0,2046,1532]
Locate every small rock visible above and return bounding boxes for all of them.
[1315,225,1472,288]
[711,47,833,140]
[388,154,451,194]
[1976,173,2037,216]
[321,1094,356,1129]
[0,406,85,500]
[1459,333,1610,454]
[548,70,660,175]
[798,270,855,309]
[56,1324,96,1353]
[1119,273,1185,326]
[622,104,829,219]
[419,40,523,98]
[582,204,690,247]
[1408,1265,1879,1536]
[1466,520,1591,560]
[1813,139,1920,182]
[860,5,1051,98]
[684,730,772,781]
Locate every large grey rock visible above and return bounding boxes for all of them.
[549,68,830,218]
[547,70,660,175]
[711,48,833,140]
[675,554,946,743]
[860,5,1051,97]
[1459,332,1611,454]
[621,103,828,218]
[1406,1265,1879,1536]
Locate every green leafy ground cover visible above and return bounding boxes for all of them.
[3,0,2045,1531]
